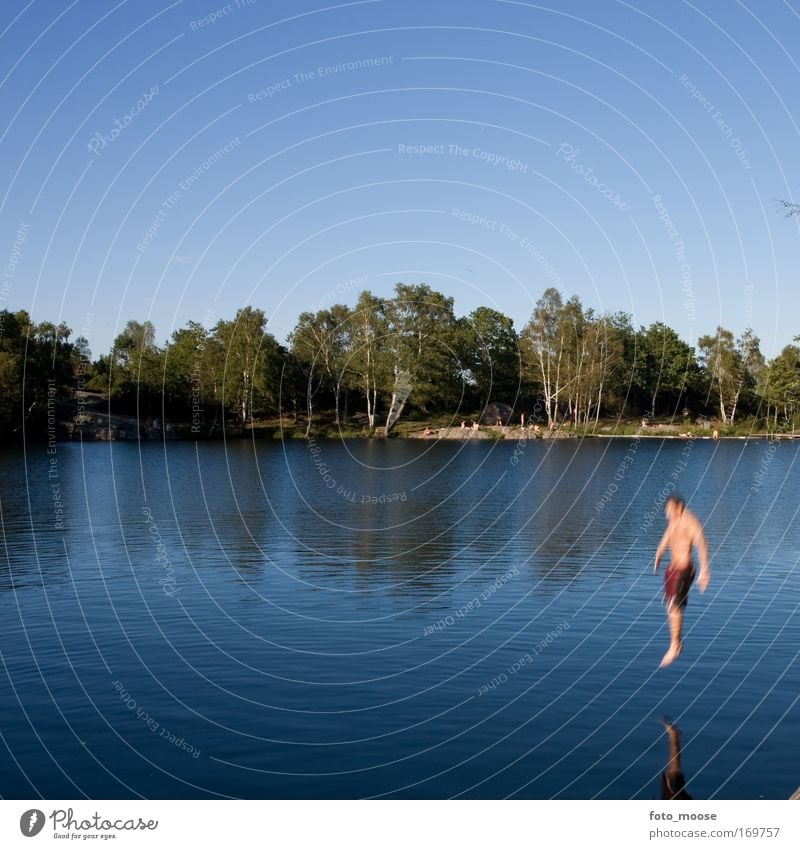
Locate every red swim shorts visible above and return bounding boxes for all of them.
[664,563,694,609]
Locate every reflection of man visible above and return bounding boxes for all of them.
[653,494,710,667]
[659,718,692,800]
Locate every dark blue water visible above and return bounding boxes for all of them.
[1,436,798,799]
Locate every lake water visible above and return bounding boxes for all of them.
[1,436,798,799]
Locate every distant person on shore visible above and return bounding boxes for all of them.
[712,427,719,441]
[471,421,479,431]
[653,494,710,667]
[520,412,525,429]
[460,420,466,429]
[659,718,692,800]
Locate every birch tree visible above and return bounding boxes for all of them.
[382,283,458,435]
[348,291,389,430]
[698,327,741,424]
[521,288,565,427]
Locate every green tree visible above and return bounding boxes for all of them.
[736,327,765,418]
[520,287,565,427]
[0,349,20,432]
[697,327,763,425]
[0,310,74,437]
[578,311,626,429]
[458,306,520,411]
[698,327,741,424]
[598,311,636,417]
[759,344,800,431]
[634,322,698,417]
[109,320,162,416]
[289,305,352,435]
[347,291,390,430]
[267,346,304,425]
[382,283,459,434]
[558,295,587,424]
[213,307,277,426]
[163,321,210,419]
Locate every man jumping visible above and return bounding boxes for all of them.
[653,494,710,667]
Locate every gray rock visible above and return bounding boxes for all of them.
[479,401,513,425]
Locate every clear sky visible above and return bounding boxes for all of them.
[2,0,799,358]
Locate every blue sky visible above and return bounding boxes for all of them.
[2,0,799,357]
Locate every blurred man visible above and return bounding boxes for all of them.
[653,494,710,667]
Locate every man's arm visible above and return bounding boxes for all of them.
[654,526,670,573]
[693,520,710,591]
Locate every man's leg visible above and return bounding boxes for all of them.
[660,604,683,667]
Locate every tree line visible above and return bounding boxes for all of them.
[1,283,798,440]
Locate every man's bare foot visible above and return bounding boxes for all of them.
[659,642,683,668]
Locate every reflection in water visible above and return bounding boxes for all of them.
[660,718,693,801]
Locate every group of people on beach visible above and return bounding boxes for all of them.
[453,414,548,434]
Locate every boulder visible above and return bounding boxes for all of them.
[479,401,513,425]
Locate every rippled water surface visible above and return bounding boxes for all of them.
[1,436,798,799]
